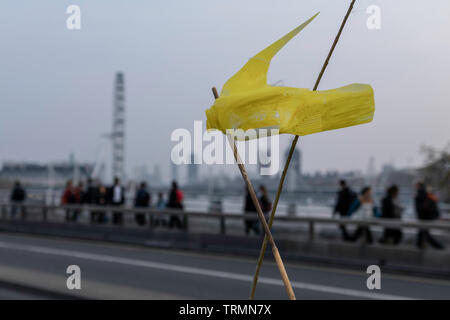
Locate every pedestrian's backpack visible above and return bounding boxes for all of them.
[176,190,184,209]
[347,198,360,216]
[68,194,76,203]
[263,200,272,212]
[349,190,357,204]
[423,193,439,220]
[373,206,381,218]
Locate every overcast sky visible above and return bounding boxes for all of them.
[0,0,449,183]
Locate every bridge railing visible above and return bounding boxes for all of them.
[1,202,449,241]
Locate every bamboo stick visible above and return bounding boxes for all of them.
[249,0,357,299]
[211,87,296,300]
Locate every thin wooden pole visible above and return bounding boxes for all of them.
[249,0,357,299]
[211,87,296,300]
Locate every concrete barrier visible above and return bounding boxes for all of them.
[0,216,449,278]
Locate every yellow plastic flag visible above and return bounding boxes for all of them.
[205,13,374,139]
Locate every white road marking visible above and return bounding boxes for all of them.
[1,233,444,287]
[0,241,414,300]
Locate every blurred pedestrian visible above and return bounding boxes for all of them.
[156,192,166,209]
[379,185,403,245]
[333,180,356,241]
[167,181,184,229]
[108,177,125,225]
[415,182,444,249]
[10,180,26,219]
[71,181,84,222]
[155,192,167,227]
[84,178,98,223]
[83,178,97,204]
[259,185,272,221]
[134,181,150,226]
[348,186,376,244]
[244,188,259,236]
[94,184,108,223]
[61,180,76,221]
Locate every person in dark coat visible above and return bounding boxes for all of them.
[167,181,184,229]
[61,180,76,222]
[83,178,98,204]
[10,181,26,219]
[134,182,150,226]
[379,185,403,245]
[415,182,444,249]
[95,184,108,223]
[71,181,84,222]
[333,180,356,241]
[108,177,125,226]
[259,185,272,220]
[83,178,98,223]
[244,188,259,235]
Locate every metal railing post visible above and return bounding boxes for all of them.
[42,206,47,222]
[220,214,226,235]
[308,221,315,240]
[148,211,153,230]
[183,213,189,232]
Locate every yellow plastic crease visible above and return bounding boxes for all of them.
[205,13,375,139]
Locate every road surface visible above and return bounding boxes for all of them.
[0,232,448,299]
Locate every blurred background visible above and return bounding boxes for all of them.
[0,0,449,300]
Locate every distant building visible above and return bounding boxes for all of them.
[284,146,302,191]
[171,161,179,183]
[0,161,94,187]
[132,164,163,187]
[152,164,162,186]
[288,147,302,178]
[365,156,377,187]
[257,147,272,177]
[188,153,199,185]
[133,165,151,184]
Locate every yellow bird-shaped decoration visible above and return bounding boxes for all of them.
[205,13,375,139]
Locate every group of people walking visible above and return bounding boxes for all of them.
[7,178,446,249]
[61,177,123,223]
[333,180,444,249]
[61,178,185,228]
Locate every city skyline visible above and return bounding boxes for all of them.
[1,1,449,183]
